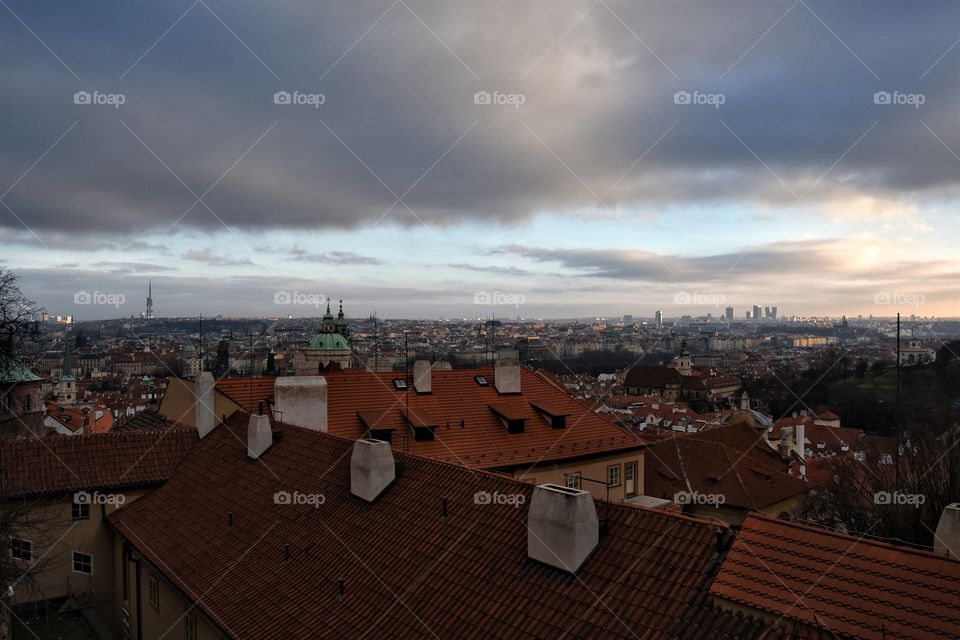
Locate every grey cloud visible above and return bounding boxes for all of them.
[289,249,382,265]
[1,1,959,234]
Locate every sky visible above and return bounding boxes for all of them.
[1,0,958,320]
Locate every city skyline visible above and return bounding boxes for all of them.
[2,1,959,318]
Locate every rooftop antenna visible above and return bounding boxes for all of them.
[895,312,901,492]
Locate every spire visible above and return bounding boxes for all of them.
[338,299,343,318]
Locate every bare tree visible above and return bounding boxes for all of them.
[0,265,43,377]
[802,423,960,548]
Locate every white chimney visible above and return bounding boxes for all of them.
[350,439,395,502]
[527,484,599,573]
[413,360,432,394]
[195,372,216,438]
[796,422,806,479]
[934,503,960,557]
[274,376,327,432]
[247,413,272,459]
[495,350,521,394]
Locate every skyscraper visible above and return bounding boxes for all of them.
[752,305,762,321]
[655,310,663,329]
[725,306,734,321]
[771,306,778,320]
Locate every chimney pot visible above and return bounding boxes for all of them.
[495,350,521,394]
[413,360,432,394]
[247,413,272,459]
[934,503,960,556]
[274,376,327,431]
[527,484,599,573]
[350,439,395,502]
[195,372,216,438]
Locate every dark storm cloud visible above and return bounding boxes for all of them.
[1,0,959,235]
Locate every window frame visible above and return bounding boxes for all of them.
[72,501,90,520]
[11,537,32,561]
[184,613,198,640]
[565,472,582,490]
[607,464,621,487]
[72,551,93,575]
[148,573,160,612]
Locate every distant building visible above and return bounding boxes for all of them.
[752,305,762,320]
[294,300,352,374]
[56,342,77,405]
[899,339,936,367]
[724,306,734,321]
[655,310,663,329]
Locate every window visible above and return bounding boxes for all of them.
[565,472,582,490]
[184,614,197,640]
[148,574,160,611]
[392,379,407,390]
[607,464,621,487]
[72,501,89,520]
[72,551,92,574]
[11,538,32,561]
[474,375,488,386]
[23,394,31,412]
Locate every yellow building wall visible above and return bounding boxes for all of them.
[513,449,645,501]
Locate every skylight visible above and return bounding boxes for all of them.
[393,379,408,390]
[475,375,488,386]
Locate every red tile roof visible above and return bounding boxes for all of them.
[108,412,790,639]
[643,423,810,510]
[218,368,645,469]
[0,428,197,498]
[712,512,960,639]
[216,377,278,413]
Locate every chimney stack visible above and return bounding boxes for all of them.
[274,376,327,432]
[495,350,521,394]
[350,439,395,502]
[527,484,599,573]
[195,372,216,438]
[247,413,272,459]
[413,360,432,394]
[934,503,960,557]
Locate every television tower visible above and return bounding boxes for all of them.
[145,280,154,319]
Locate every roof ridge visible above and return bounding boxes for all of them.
[747,511,960,563]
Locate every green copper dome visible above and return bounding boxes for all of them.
[306,333,349,350]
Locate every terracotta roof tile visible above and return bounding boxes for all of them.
[712,512,960,639]
[108,413,789,639]
[1,428,197,498]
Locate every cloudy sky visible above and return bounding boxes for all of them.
[1,0,958,319]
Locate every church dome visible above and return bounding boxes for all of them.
[306,333,349,351]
